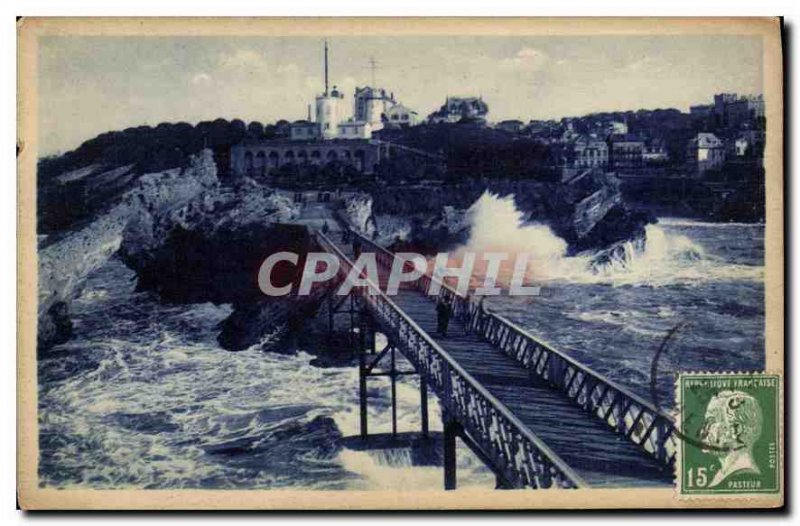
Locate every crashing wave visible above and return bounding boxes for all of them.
[456,192,761,287]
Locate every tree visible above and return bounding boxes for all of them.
[247,121,265,140]
[229,119,246,143]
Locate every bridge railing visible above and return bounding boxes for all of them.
[315,230,587,489]
[347,229,678,468]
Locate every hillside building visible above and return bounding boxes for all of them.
[735,137,750,157]
[688,132,726,173]
[427,96,489,124]
[384,104,419,129]
[642,139,669,164]
[565,134,609,169]
[609,133,645,170]
[496,119,524,134]
[690,104,714,118]
[712,93,766,127]
[605,121,628,137]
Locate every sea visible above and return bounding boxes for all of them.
[38,211,765,490]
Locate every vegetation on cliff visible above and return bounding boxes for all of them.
[37,118,284,232]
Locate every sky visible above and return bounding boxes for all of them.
[37,35,763,156]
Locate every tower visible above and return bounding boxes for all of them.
[315,39,345,140]
[353,58,395,131]
[324,40,329,96]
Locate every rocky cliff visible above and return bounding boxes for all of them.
[37,150,219,351]
[39,148,311,353]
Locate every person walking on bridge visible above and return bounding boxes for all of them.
[436,297,452,338]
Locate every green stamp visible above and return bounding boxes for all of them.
[678,373,781,496]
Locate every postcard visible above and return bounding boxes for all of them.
[17,17,784,510]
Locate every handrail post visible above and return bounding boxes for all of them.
[390,345,398,436]
[349,294,356,348]
[420,379,429,438]
[327,293,333,340]
[358,315,368,439]
[443,419,459,490]
[359,349,368,439]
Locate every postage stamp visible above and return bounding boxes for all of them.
[677,372,781,498]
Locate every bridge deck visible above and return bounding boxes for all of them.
[392,291,671,487]
[333,236,672,488]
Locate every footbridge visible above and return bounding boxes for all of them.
[314,227,677,490]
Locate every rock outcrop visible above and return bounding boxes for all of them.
[37,150,220,352]
[338,167,652,258]
[118,171,312,351]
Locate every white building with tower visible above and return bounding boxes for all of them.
[289,41,416,141]
[354,86,396,130]
[310,41,348,140]
[316,86,347,140]
[232,43,434,178]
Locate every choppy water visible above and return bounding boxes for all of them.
[488,219,765,405]
[37,259,495,489]
[38,219,764,489]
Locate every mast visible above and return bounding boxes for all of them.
[324,40,329,96]
[369,57,377,87]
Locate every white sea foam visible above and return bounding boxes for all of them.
[581,224,764,286]
[40,260,493,490]
[463,192,567,262]
[458,192,764,288]
[444,192,567,287]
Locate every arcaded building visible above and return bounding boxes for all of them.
[230,139,389,177]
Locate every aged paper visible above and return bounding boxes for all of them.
[17,17,783,510]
